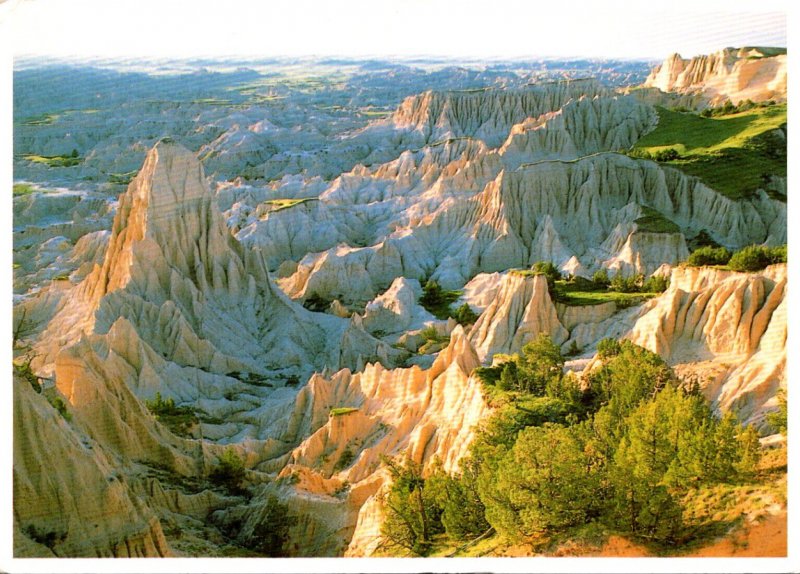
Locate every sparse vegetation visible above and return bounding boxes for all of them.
[145,392,198,437]
[245,496,297,556]
[24,524,67,551]
[330,407,359,417]
[13,183,36,196]
[22,153,82,168]
[391,339,766,555]
[686,246,732,267]
[49,396,72,422]
[333,447,355,472]
[209,449,247,495]
[452,303,479,326]
[766,389,787,435]
[303,292,331,312]
[419,280,462,320]
[634,207,680,234]
[552,272,667,308]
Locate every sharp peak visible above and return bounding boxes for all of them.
[149,137,194,158]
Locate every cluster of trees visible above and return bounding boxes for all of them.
[626,147,680,162]
[209,449,248,495]
[686,244,787,272]
[380,336,761,555]
[419,279,479,325]
[145,391,198,436]
[699,99,776,118]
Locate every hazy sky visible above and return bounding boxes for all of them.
[3,0,789,60]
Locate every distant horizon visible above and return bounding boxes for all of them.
[2,0,786,62]
[10,46,787,75]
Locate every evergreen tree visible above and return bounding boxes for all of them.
[379,456,443,556]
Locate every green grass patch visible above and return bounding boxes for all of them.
[330,407,358,417]
[109,171,138,185]
[145,392,198,437]
[554,280,658,308]
[13,183,36,196]
[418,280,462,320]
[632,105,786,200]
[262,197,318,212]
[20,113,60,126]
[23,154,81,168]
[634,207,680,234]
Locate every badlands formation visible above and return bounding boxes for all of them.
[643,47,787,106]
[12,51,787,557]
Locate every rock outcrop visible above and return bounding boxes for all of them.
[643,47,787,105]
[468,272,568,361]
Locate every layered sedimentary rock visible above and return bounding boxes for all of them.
[279,150,783,304]
[468,272,568,361]
[389,81,608,147]
[627,264,786,425]
[277,327,485,556]
[643,47,787,105]
[14,376,171,557]
[35,142,398,389]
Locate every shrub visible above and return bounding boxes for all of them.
[303,292,330,312]
[452,303,479,326]
[419,279,460,319]
[531,261,561,289]
[209,449,247,495]
[596,338,621,359]
[766,389,787,435]
[609,273,643,293]
[333,447,355,472]
[653,148,679,161]
[246,496,296,556]
[379,456,443,556]
[480,423,602,538]
[516,334,565,396]
[686,246,731,267]
[145,392,197,436]
[50,396,72,421]
[641,275,669,293]
[728,245,786,272]
[591,269,610,288]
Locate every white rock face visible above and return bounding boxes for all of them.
[273,150,784,304]
[468,273,568,361]
[13,66,787,558]
[205,326,488,557]
[362,277,434,335]
[643,47,787,105]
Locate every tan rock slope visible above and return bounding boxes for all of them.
[627,264,786,426]
[643,47,787,105]
[14,376,170,557]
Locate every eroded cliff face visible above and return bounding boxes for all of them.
[468,273,567,361]
[643,47,787,105]
[14,376,171,557]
